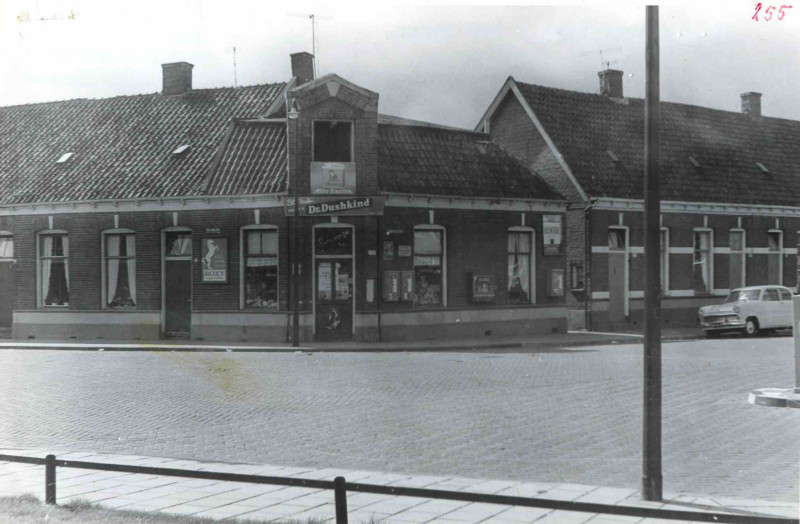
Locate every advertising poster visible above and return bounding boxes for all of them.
[201,238,228,283]
[543,214,563,255]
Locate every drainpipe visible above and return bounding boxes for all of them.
[584,198,598,331]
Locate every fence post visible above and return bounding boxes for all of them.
[334,476,348,524]
[45,454,56,505]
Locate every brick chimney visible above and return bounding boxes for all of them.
[161,62,194,95]
[741,92,762,118]
[291,52,315,86]
[598,69,624,98]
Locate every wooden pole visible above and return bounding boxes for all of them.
[643,4,663,502]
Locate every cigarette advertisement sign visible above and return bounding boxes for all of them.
[201,237,228,283]
[285,196,385,216]
[310,162,356,195]
[543,214,563,255]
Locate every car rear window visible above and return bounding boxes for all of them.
[780,289,793,301]
[763,289,780,301]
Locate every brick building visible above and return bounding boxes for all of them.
[0,53,568,342]
[478,70,800,331]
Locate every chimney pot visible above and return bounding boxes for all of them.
[741,92,762,118]
[598,69,624,98]
[291,52,315,87]
[161,62,194,95]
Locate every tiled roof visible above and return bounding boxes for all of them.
[204,120,287,195]
[515,81,800,205]
[378,123,563,200]
[0,83,286,205]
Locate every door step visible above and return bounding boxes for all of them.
[164,332,191,340]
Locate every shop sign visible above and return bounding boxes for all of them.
[543,214,563,255]
[397,245,412,257]
[285,196,385,216]
[201,237,228,283]
[310,162,356,195]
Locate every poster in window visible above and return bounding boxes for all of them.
[543,215,562,255]
[548,269,565,297]
[398,244,412,257]
[318,262,332,300]
[383,241,394,260]
[201,238,228,283]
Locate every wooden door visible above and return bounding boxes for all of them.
[314,259,353,341]
[165,259,192,335]
[0,262,12,330]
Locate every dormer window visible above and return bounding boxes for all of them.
[172,144,191,155]
[313,121,352,162]
[56,153,73,163]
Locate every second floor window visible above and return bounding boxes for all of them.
[314,121,352,162]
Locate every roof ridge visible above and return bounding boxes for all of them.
[379,121,489,137]
[0,81,289,110]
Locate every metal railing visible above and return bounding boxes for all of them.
[0,453,795,524]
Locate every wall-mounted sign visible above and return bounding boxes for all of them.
[397,245,412,257]
[310,162,357,195]
[286,196,384,217]
[543,214,563,255]
[201,237,228,283]
[386,228,404,235]
[548,269,565,297]
[470,274,496,302]
[205,227,222,234]
[383,241,394,260]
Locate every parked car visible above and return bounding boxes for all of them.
[698,285,795,337]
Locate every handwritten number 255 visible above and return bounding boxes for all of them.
[753,3,793,20]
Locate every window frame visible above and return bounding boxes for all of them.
[36,229,70,308]
[312,120,355,163]
[240,225,279,310]
[693,228,714,295]
[508,226,536,304]
[0,231,13,261]
[660,227,669,296]
[413,225,447,307]
[729,228,746,290]
[101,228,137,310]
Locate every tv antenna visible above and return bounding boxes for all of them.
[580,47,622,71]
[288,12,333,77]
[233,47,238,88]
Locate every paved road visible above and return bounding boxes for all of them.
[0,337,797,503]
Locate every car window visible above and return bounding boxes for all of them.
[780,289,793,301]
[763,289,780,301]
[724,289,760,302]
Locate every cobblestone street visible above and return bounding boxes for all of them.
[0,338,797,503]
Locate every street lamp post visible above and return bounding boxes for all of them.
[287,101,301,347]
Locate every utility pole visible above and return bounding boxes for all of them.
[288,101,301,347]
[642,5,663,502]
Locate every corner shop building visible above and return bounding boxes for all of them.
[0,54,569,342]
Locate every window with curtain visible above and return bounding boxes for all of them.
[413,229,443,306]
[693,230,712,294]
[0,236,12,259]
[729,230,745,289]
[40,234,69,307]
[244,229,278,308]
[106,233,136,309]
[508,231,533,304]
[660,229,669,294]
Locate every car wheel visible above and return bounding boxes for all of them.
[744,318,760,337]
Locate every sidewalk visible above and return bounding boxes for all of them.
[0,328,703,353]
[0,449,795,523]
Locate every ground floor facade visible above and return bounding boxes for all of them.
[0,194,568,342]
[566,198,800,332]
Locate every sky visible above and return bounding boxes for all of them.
[1,1,799,129]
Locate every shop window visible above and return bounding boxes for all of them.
[729,230,745,289]
[39,233,69,307]
[0,235,12,259]
[313,121,352,162]
[768,230,783,285]
[569,262,585,291]
[508,230,533,303]
[243,228,278,308]
[693,230,712,294]
[660,228,669,294]
[413,227,444,306]
[105,233,136,309]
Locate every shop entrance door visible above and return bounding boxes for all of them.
[608,228,628,325]
[313,226,354,341]
[164,232,192,338]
